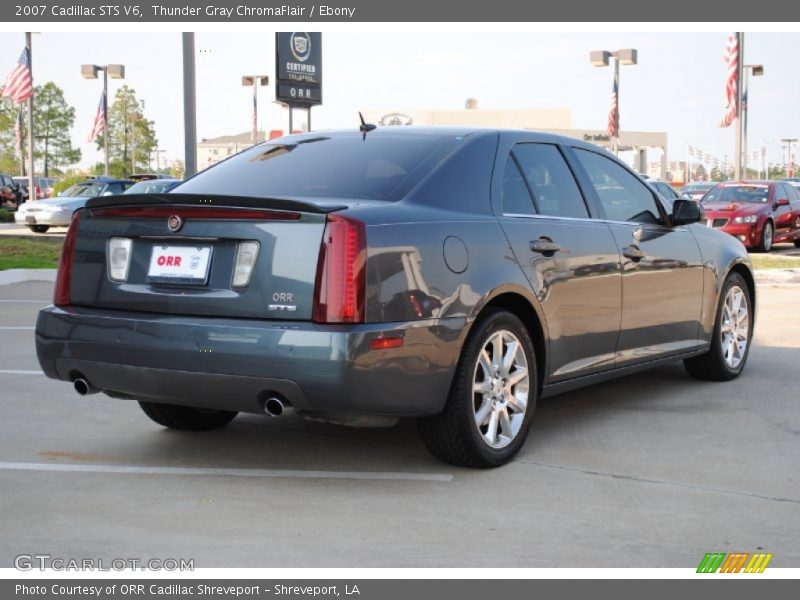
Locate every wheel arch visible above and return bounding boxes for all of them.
[467,286,548,394]
[726,260,757,319]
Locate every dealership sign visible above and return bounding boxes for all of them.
[275,32,322,107]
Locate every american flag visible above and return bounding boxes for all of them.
[718,33,740,128]
[14,108,23,157]
[0,47,33,104]
[87,90,106,143]
[688,144,695,157]
[607,73,619,139]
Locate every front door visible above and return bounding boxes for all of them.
[569,147,705,366]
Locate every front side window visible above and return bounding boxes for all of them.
[512,144,589,219]
[573,148,662,224]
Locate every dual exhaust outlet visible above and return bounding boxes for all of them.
[73,376,290,418]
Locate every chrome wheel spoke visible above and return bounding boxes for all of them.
[491,335,503,372]
[484,410,500,446]
[474,399,492,427]
[508,368,528,387]
[502,340,518,373]
[473,379,492,395]
[507,393,527,414]
[499,409,513,440]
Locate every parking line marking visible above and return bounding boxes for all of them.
[0,370,43,375]
[0,327,35,330]
[0,461,453,482]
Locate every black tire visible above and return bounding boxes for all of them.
[418,309,538,468]
[27,225,49,233]
[684,272,752,381]
[756,221,773,252]
[138,401,238,431]
[793,238,800,248]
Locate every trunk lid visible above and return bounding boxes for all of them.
[68,193,345,320]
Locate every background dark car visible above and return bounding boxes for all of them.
[649,180,684,206]
[35,128,755,468]
[0,173,20,207]
[680,181,716,202]
[123,179,181,195]
[701,181,800,251]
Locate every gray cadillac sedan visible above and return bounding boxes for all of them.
[35,128,755,467]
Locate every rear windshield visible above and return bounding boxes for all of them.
[175,131,467,201]
[703,185,769,204]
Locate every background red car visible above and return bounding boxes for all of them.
[701,181,800,251]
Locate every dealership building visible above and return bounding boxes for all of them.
[361,102,668,180]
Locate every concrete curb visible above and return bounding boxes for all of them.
[0,269,57,285]
[1,268,798,286]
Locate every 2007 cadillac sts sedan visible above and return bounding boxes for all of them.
[35,128,755,467]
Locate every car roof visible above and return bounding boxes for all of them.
[80,177,134,184]
[271,126,625,152]
[717,180,772,187]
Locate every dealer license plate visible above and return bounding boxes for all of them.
[147,245,212,284]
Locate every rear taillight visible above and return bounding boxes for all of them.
[312,215,366,323]
[54,211,81,306]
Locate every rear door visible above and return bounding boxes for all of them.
[494,139,622,382]
[568,147,705,366]
[773,183,796,240]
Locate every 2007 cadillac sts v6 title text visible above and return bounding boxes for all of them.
[35,127,755,467]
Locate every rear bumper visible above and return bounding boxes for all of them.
[35,306,466,417]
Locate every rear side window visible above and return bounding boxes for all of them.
[501,158,535,215]
[573,148,662,224]
[177,131,467,201]
[512,144,589,219]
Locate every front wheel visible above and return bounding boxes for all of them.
[684,272,752,381]
[793,238,800,248]
[757,221,773,252]
[139,401,238,431]
[418,309,537,468]
[27,225,49,233]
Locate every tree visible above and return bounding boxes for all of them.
[33,82,81,177]
[96,85,158,174]
[0,97,23,174]
[169,159,185,180]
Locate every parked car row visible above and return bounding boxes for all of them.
[13,176,181,233]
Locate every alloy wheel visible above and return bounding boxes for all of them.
[472,330,530,449]
[720,285,749,369]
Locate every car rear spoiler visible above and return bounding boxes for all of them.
[85,193,347,214]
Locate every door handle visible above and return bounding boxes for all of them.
[530,239,560,256]
[622,245,645,262]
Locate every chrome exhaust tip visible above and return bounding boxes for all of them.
[264,396,285,417]
[73,378,99,396]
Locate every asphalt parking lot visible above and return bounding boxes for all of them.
[0,279,798,568]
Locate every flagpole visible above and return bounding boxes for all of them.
[614,57,620,155]
[18,110,25,177]
[734,32,744,180]
[25,32,35,200]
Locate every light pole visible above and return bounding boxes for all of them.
[590,48,638,154]
[242,75,269,145]
[782,138,798,178]
[741,64,764,177]
[81,63,125,176]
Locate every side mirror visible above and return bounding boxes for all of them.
[671,198,704,226]
[777,197,790,207]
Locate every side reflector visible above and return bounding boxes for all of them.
[312,215,366,324]
[54,211,81,306]
[232,241,260,288]
[370,337,404,350]
[107,237,133,282]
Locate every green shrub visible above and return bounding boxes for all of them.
[52,174,87,196]
[0,209,15,223]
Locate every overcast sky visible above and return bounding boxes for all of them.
[1,30,798,169]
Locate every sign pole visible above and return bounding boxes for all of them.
[307,107,311,132]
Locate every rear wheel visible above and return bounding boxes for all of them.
[418,309,537,468]
[793,238,800,248]
[684,272,752,381]
[138,401,238,431]
[28,225,49,233]
[757,221,773,252]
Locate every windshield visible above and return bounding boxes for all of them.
[124,180,176,194]
[61,182,107,197]
[175,131,467,201]
[702,185,769,204]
